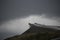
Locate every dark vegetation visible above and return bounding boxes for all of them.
[4,32,60,40]
[5,23,60,40]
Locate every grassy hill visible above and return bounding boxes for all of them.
[5,32,60,40]
[4,23,60,40]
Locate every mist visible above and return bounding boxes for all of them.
[0,15,60,40]
[0,0,60,40]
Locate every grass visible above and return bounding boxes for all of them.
[5,31,60,40]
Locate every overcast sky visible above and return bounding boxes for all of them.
[0,0,60,22]
[0,0,60,40]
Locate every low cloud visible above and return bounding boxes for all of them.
[0,14,60,40]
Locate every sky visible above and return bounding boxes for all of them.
[0,0,60,40]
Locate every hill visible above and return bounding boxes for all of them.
[4,23,60,40]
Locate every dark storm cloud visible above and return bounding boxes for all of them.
[0,0,60,22]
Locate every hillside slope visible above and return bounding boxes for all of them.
[5,23,60,40]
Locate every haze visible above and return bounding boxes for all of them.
[0,0,60,40]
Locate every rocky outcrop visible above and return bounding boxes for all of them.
[22,23,60,34]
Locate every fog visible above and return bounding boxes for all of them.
[0,15,60,40]
[0,0,60,40]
